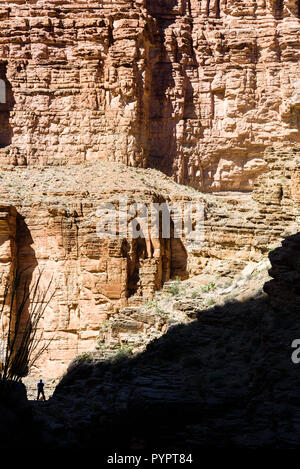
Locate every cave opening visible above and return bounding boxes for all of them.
[0,63,14,148]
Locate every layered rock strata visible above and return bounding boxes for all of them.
[0,163,200,377]
[0,1,300,190]
[0,144,299,378]
[0,0,300,380]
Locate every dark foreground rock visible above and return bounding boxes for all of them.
[0,380,41,448]
[28,291,300,451]
[4,237,300,452]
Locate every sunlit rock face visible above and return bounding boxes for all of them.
[0,0,299,190]
[1,0,300,380]
[0,164,202,379]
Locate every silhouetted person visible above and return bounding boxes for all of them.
[37,379,46,401]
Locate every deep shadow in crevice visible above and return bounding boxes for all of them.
[0,63,15,148]
[127,236,148,297]
[124,206,189,297]
[170,238,188,279]
[273,0,284,19]
[145,0,198,184]
[145,0,179,17]
[0,210,38,378]
[14,215,38,376]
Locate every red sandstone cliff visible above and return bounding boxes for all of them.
[0,0,300,379]
[0,1,300,190]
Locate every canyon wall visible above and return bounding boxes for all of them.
[0,0,299,190]
[0,164,199,377]
[0,150,297,379]
[0,0,300,378]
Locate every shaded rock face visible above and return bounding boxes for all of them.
[0,380,38,448]
[0,0,300,190]
[0,0,300,381]
[264,231,300,310]
[7,241,300,450]
[0,205,17,345]
[0,190,176,378]
[37,291,300,450]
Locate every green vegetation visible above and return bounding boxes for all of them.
[205,298,216,307]
[101,321,110,330]
[77,352,93,363]
[145,300,157,307]
[167,278,181,296]
[97,342,109,350]
[191,290,200,298]
[112,344,133,362]
[168,284,180,295]
[153,305,163,314]
[200,282,216,293]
